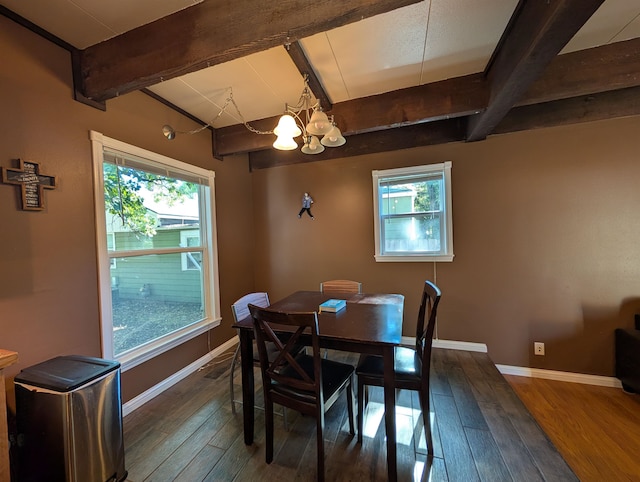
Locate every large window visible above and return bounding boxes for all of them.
[91,131,220,370]
[372,162,453,262]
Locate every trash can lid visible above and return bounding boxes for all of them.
[14,355,120,392]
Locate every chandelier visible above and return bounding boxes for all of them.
[272,74,346,154]
[162,74,345,155]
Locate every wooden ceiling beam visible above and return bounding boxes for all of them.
[214,73,487,156]
[495,85,640,135]
[249,118,467,170]
[77,0,423,102]
[249,85,640,169]
[286,41,333,111]
[465,0,605,142]
[519,36,640,106]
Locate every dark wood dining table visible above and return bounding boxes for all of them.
[234,290,404,482]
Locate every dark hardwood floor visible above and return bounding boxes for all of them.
[122,348,577,481]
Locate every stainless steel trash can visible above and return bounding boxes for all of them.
[15,355,127,482]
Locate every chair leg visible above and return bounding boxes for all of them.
[357,377,365,444]
[346,378,355,435]
[316,411,325,482]
[283,406,289,431]
[229,344,241,415]
[265,398,274,464]
[418,389,433,455]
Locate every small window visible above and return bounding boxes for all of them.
[372,162,453,262]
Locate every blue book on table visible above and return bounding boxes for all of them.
[319,299,346,313]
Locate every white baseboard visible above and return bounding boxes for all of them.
[122,336,238,416]
[401,336,488,353]
[496,364,622,388]
[414,336,621,388]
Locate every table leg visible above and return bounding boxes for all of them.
[239,331,255,445]
[383,346,397,482]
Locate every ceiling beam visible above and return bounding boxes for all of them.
[249,85,640,170]
[496,85,640,135]
[286,41,333,111]
[214,73,487,155]
[249,118,467,170]
[518,36,640,106]
[77,0,423,102]
[465,0,605,142]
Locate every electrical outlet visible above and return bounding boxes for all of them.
[534,342,545,356]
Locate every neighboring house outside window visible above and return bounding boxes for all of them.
[91,131,221,371]
[372,161,453,262]
[180,230,202,271]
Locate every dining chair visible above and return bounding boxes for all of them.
[249,303,356,482]
[320,279,362,294]
[229,292,302,429]
[229,292,270,415]
[355,280,441,454]
[319,280,362,358]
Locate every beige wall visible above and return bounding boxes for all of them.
[0,15,255,409]
[3,9,640,420]
[252,116,640,376]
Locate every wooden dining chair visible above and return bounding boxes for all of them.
[319,280,362,358]
[355,280,441,454]
[249,303,356,482]
[320,279,362,294]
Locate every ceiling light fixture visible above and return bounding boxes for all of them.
[272,74,345,155]
[162,75,345,155]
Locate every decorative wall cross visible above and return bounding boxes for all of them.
[1,159,57,211]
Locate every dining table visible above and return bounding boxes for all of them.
[234,290,404,482]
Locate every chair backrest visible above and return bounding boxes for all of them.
[231,292,270,323]
[319,279,362,294]
[248,304,323,407]
[415,280,442,379]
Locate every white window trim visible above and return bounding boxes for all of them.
[372,161,454,262]
[90,130,221,372]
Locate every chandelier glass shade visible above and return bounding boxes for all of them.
[273,114,302,138]
[301,135,325,154]
[321,123,346,147]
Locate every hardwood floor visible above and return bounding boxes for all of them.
[122,348,577,481]
[506,374,640,482]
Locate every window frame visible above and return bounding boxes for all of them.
[372,161,454,262]
[90,131,221,371]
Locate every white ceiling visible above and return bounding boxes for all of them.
[2,0,640,131]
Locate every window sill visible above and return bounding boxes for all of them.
[375,254,454,262]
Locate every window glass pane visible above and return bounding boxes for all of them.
[103,162,201,251]
[383,214,442,253]
[110,253,204,356]
[380,175,443,215]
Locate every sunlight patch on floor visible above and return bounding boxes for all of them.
[362,401,424,447]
